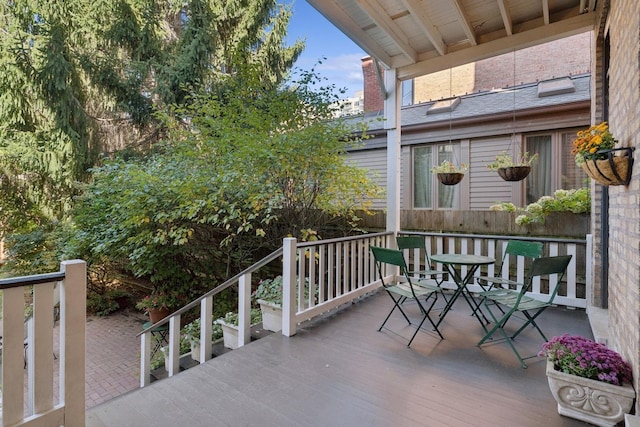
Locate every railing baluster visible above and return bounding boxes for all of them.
[566,244,578,301]
[319,245,326,303]
[199,296,213,363]
[3,286,25,425]
[31,282,55,414]
[166,315,181,377]
[140,332,152,387]
[308,247,317,307]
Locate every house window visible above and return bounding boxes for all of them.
[414,146,433,208]
[413,144,460,209]
[525,131,587,203]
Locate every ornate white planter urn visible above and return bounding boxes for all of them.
[546,360,635,427]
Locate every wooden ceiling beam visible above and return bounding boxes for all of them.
[355,0,417,63]
[542,0,550,25]
[450,0,477,46]
[497,0,513,36]
[396,10,597,79]
[307,0,392,67]
[400,0,447,55]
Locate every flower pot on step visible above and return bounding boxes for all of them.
[258,299,282,332]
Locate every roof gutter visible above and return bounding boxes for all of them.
[362,99,590,137]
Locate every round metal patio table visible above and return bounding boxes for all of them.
[430,254,495,328]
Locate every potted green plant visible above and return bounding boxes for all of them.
[182,319,223,362]
[135,292,175,323]
[254,276,316,332]
[487,150,538,181]
[215,309,262,350]
[539,334,635,426]
[254,276,285,332]
[430,160,468,185]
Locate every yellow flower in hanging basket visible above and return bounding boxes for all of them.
[572,122,616,165]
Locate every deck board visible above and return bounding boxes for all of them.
[87,290,592,426]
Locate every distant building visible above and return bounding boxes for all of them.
[332,90,364,117]
[348,33,591,211]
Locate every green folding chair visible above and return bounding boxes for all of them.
[476,240,544,291]
[396,235,449,303]
[370,246,444,346]
[477,255,572,368]
[472,240,543,320]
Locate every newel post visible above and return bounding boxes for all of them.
[282,237,297,336]
[60,260,87,427]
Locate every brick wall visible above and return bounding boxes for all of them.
[413,64,476,103]
[474,33,591,92]
[602,0,640,411]
[362,33,591,106]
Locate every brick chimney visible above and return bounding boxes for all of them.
[361,56,384,112]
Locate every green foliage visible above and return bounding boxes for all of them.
[182,318,224,344]
[70,65,381,292]
[1,223,70,276]
[254,276,284,303]
[87,288,131,316]
[254,275,315,306]
[217,308,262,326]
[490,188,590,225]
[0,0,304,269]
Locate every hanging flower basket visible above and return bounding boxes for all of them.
[487,151,537,182]
[432,160,468,186]
[581,147,634,186]
[437,172,464,185]
[497,166,531,182]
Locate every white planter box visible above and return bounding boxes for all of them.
[258,299,282,332]
[190,340,221,362]
[546,360,635,427]
[190,341,201,362]
[217,321,239,350]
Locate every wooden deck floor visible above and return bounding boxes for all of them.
[86,290,592,427]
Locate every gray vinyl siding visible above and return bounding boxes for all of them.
[346,149,387,210]
[469,136,513,209]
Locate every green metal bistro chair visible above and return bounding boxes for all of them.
[477,254,572,368]
[476,240,544,291]
[472,240,544,320]
[396,235,449,303]
[370,246,444,346]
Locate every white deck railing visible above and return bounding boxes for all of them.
[138,232,392,385]
[0,260,86,427]
[140,231,589,383]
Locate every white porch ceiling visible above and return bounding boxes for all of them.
[307,0,600,80]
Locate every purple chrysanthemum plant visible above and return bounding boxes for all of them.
[539,334,632,386]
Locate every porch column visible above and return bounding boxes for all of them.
[384,67,401,235]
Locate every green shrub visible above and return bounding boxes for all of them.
[490,188,590,225]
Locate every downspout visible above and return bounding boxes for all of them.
[600,31,610,308]
[373,58,387,101]
[601,187,608,307]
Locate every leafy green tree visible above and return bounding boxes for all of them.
[70,66,381,295]
[0,0,303,233]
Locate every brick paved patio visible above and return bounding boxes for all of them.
[43,309,146,409]
[83,310,146,408]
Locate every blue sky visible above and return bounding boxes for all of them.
[284,1,365,97]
